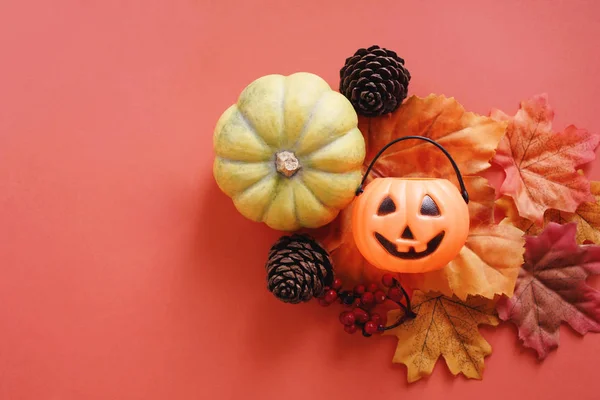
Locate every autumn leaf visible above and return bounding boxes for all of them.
[496,195,543,237]
[401,177,525,300]
[491,94,600,225]
[400,224,524,300]
[498,181,600,244]
[496,222,600,360]
[385,291,498,383]
[361,94,507,184]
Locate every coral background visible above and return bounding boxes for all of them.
[1,0,599,399]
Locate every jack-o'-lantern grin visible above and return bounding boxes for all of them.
[371,193,446,260]
[374,230,445,260]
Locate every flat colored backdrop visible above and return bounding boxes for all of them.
[1,1,599,399]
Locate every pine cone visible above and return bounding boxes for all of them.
[266,234,334,304]
[339,45,411,117]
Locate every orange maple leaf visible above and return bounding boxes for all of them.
[491,94,600,225]
[361,94,506,183]
[498,181,600,244]
[310,95,525,299]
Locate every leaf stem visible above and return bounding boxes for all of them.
[379,278,416,332]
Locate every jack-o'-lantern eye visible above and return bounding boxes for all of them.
[420,195,440,216]
[377,196,396,215]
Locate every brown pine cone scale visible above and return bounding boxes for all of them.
[266,234,334,304]
[340,45,411,117]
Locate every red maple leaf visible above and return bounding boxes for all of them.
[496,222,600,359]
[491,94,600,224]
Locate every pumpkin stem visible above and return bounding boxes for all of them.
[275,151,301,177]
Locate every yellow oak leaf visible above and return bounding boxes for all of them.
[385,291,498,383]
[498,181,600,244]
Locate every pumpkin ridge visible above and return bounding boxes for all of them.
[299,128,365,176]
[215,157,272,166]
[299,169,362,209]
[298,172,334,210]
[237,107,276,152]
[213,157,273,197]
[279,80,286,148]
[258,176,282,223]
[293,178,339,228]
[292,184,301,228]
[289,91,329,152]
[233,171,277,202]
[298,127,359,159]
[301,167,362,178]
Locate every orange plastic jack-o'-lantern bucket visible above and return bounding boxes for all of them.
[352,136,470,274]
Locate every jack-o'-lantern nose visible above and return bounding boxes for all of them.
[401,226,414,240]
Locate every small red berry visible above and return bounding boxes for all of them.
[354,284,366,295]
[344,324,358,334]
[332,278,343,290]
[370,313,382,326]
[361,292,375,307]
[374,290,386,304]
[324,289,338,303]
[364,321,379,335]
[382,273,395,287]
[387,286,403,302]
[318,298,330,307]
[367,283,379,293]
[339,311,356,326]
[353,308,370,323]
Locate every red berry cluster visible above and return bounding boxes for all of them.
[317,273,413,337]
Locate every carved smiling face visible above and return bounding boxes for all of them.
[352,178,470,273]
